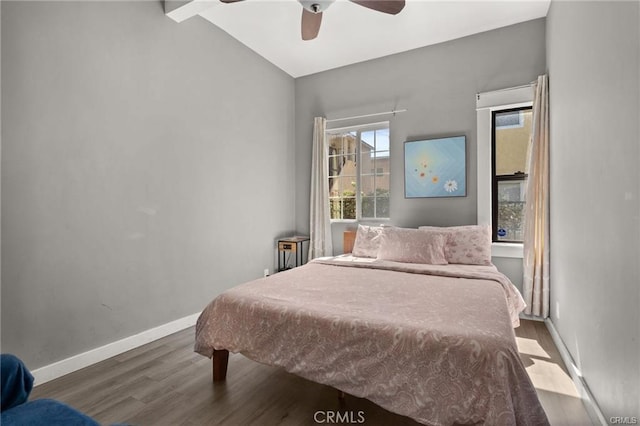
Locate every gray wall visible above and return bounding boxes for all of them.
[1,1,295,369]
[294,19,546,288]
[546,0,640,419]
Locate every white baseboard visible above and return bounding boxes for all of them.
[544,319,608,426]
[32,312,200,386]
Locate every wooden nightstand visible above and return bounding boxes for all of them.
[277,236,310,272]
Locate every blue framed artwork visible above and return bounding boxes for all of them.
[404,135,466,198]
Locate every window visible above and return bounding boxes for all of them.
[476,85,533,258]
[492,108,532,242]
[327,123,390,220]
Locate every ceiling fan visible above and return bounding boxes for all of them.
[219,0,406,41]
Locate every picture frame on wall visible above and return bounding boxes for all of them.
[404,135,466,198]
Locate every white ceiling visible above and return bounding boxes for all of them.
[195,0,550,78]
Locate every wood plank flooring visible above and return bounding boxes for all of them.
[31,319,593,425]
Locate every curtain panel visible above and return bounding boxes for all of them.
[308,117,333,260]
[523,74,550,317]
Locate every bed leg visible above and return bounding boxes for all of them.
[212,349,229,382]
[337,390,347,410]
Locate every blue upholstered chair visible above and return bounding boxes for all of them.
[1,354,99,426]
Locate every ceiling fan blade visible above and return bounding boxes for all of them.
[220,0,244,3]
[349,0,405,15]
[301,9,323,41]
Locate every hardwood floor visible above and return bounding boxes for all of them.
[31,319,593,425]
[514,320,594,426]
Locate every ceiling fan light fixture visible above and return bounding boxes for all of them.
[219,0,405,42]
[299,0,335,14]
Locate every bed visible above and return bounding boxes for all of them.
[194,226,550,426]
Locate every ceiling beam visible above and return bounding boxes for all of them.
[165,0,219,23]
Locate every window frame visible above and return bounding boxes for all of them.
[326,121,390,223]
[491,106,532,243]
[476,86,533,258]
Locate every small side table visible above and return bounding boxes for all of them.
[277,236,310,272]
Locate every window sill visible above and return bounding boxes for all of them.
[330,219,391,224]
[492,242,523,259]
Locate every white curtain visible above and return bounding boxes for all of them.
[308,117,333,260]
[523,74,550,317]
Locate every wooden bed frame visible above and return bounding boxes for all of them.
[212,348,346,399]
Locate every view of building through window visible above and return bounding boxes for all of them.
[493,107,532,242]
[327,125,390,220]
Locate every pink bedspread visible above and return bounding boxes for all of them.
[195,258,549,426]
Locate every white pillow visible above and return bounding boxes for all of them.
[352,225,383,258]
[376,227,448,265]
[418,225,492,265]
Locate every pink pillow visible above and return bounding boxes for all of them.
[419,225,492,265]
[376,227,448,265]
[352,225,383,258]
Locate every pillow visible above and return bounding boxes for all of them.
[376,227,448,265]
[352,225,383,258]
[419,225,492,265]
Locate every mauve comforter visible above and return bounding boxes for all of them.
[195,257,549,426]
